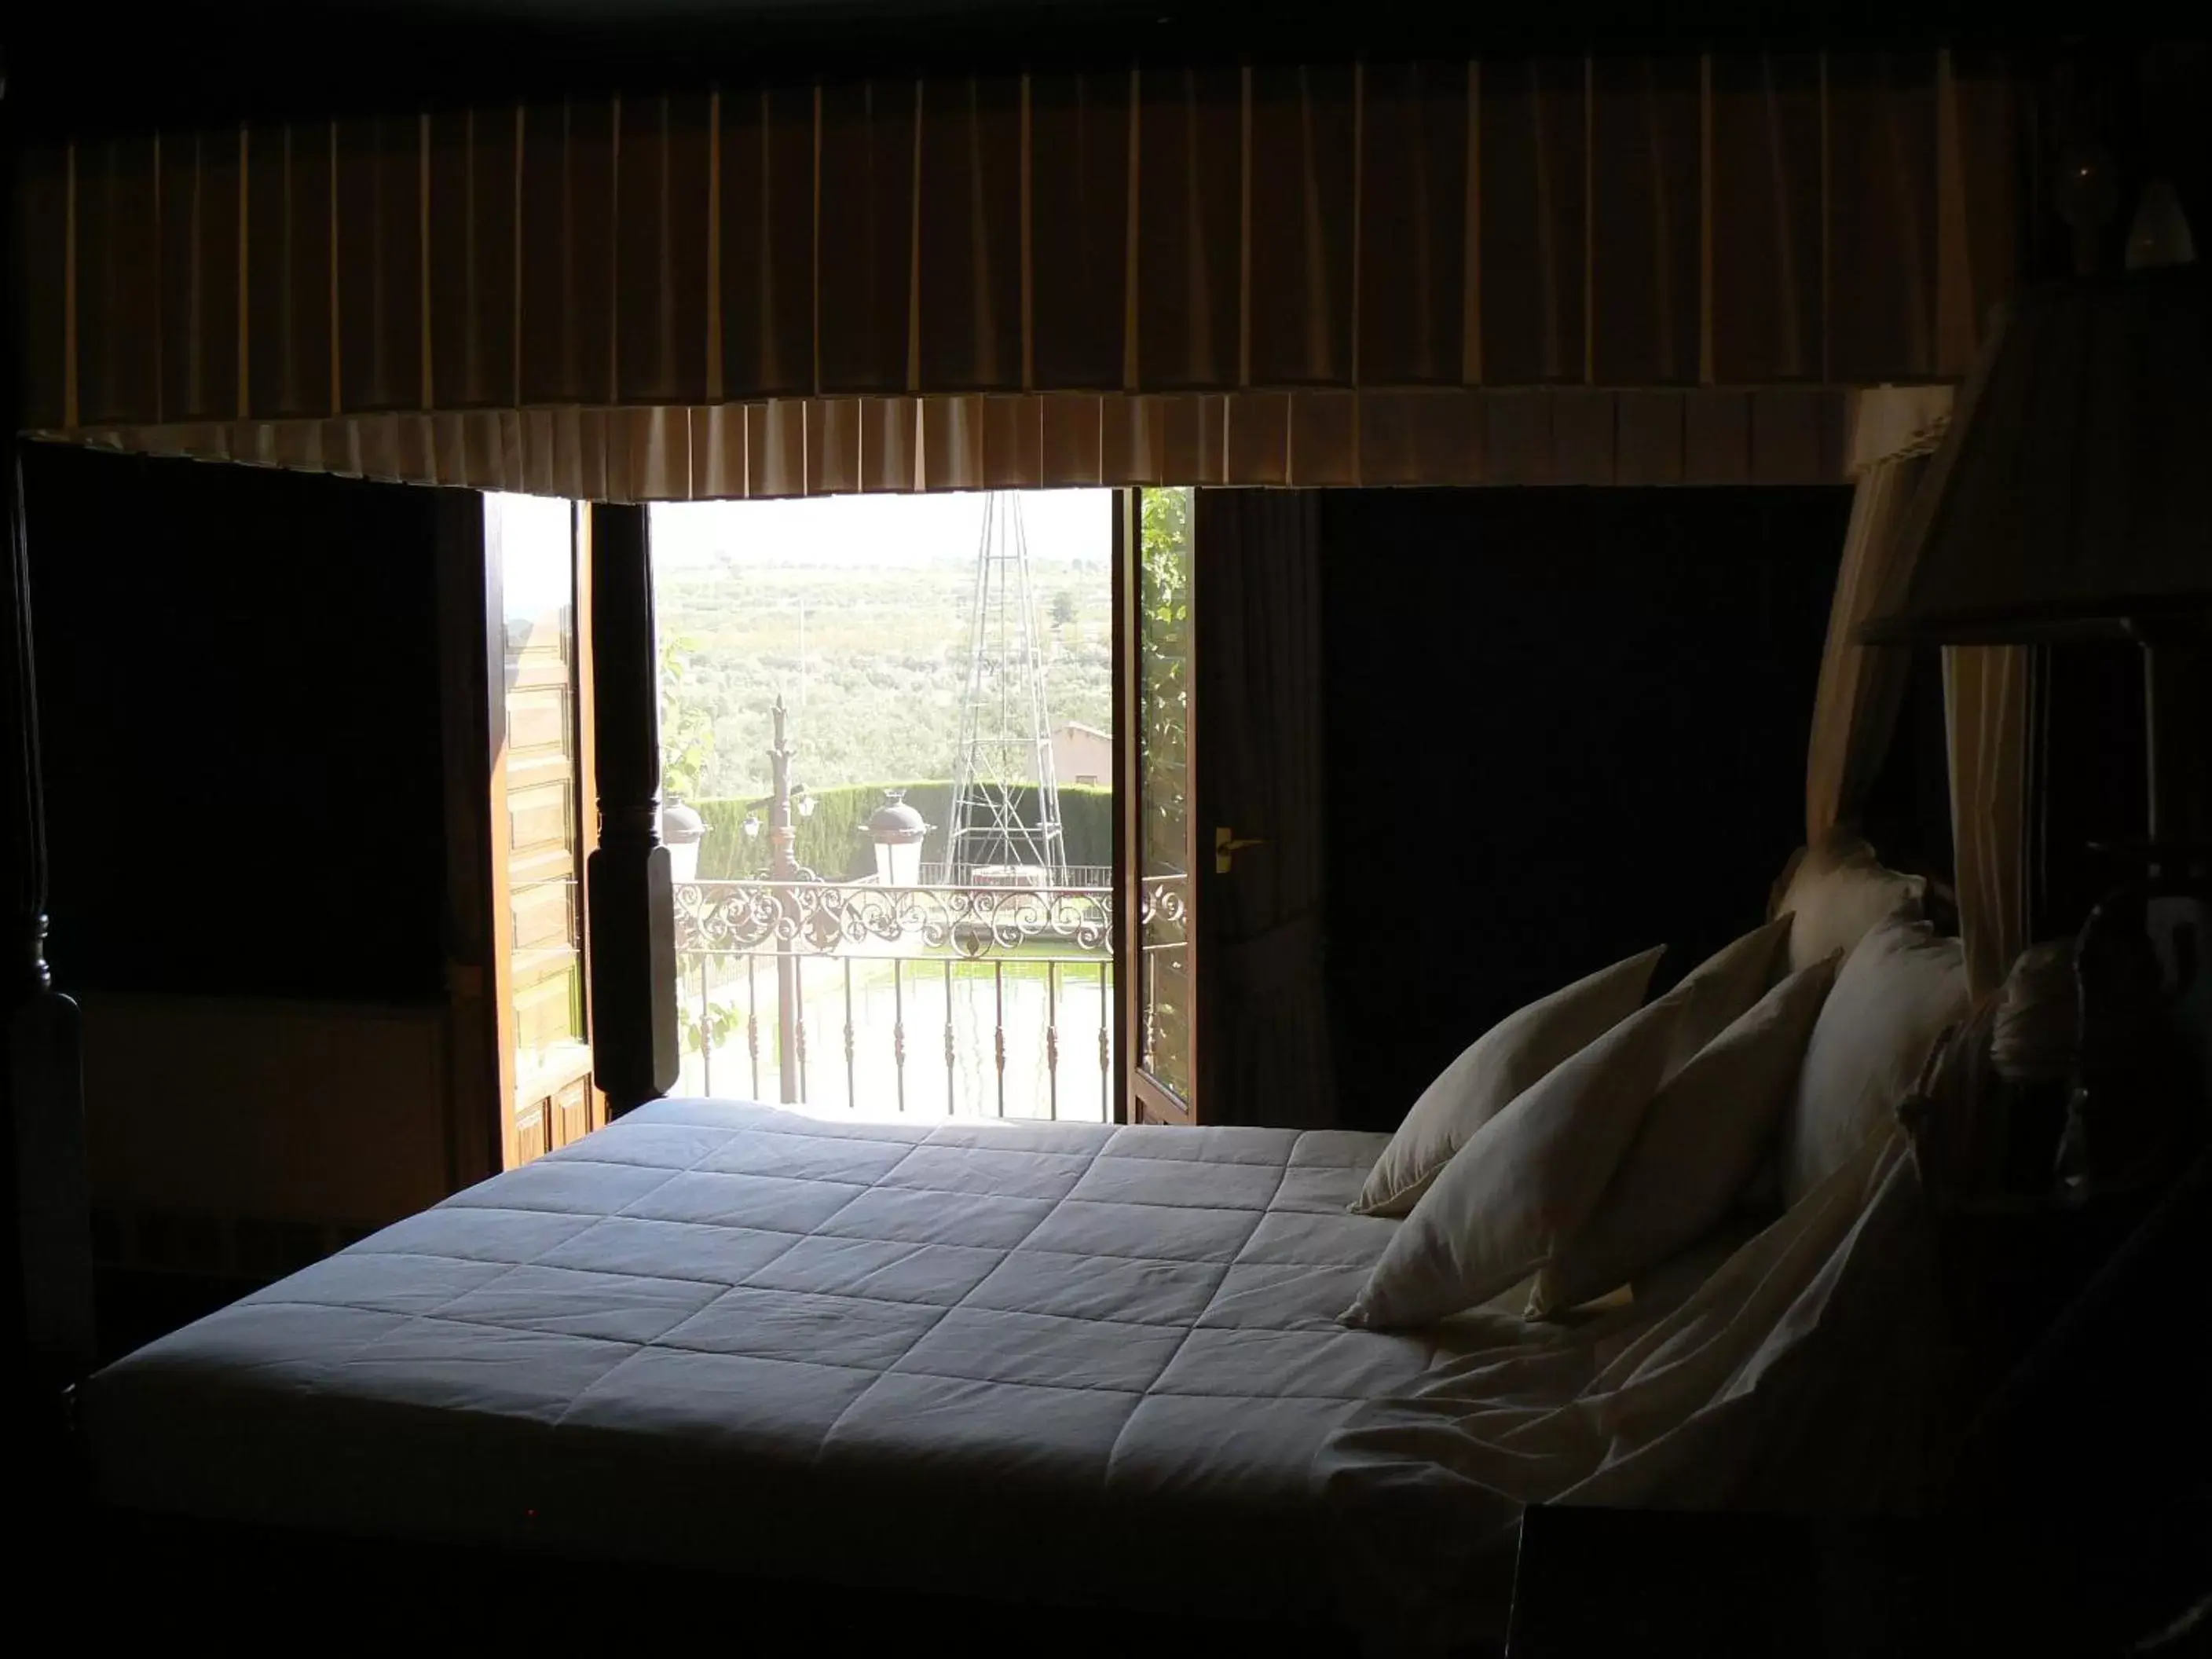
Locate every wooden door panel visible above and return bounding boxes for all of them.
[1119,487,1332,1129]
[511,881,573,952]
[551,1075,594,1147]
[513,1099,552,1163]
[486,493,595,1166]
[1186,490,1335,1130]
[1133,1071,1193,1126]
[513,969,580,1046]
[508,783,573,853]
[507,688,569,749]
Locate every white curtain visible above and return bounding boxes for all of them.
[1945,644,2033,1001]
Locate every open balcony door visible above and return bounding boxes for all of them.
[1122,488,1200,1124]
[485,495,602,1166]
[1119,489,1335,1129]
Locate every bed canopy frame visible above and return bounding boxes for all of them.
[4,28,2037,1410]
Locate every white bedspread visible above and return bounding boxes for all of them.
[85,1099,1465,1619]
[1316,1128,1943,1653]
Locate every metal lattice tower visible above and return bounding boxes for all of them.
[947,493,1066,884]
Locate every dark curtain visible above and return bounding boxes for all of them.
[21,53,2023,450]
[1195,489,1338,1130]
[26,445,449,1000]
[1317,486,1851,1131]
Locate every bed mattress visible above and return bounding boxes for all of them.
[85,1099,1448,1617]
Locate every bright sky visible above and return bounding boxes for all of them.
[492,493,579,625]
[649,489,1112,569]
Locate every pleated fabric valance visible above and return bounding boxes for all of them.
[56,386,1870,499]
[18,49,2025,498]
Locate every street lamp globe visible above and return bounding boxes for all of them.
[866,789,932,888]
[660,799,706,883]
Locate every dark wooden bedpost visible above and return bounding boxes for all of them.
[585,503,679,1113]
[1,58,96,1422]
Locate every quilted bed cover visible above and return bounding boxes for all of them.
[85,1099,1452,1618]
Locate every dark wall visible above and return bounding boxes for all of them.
[1857,643,1954,894]
[1319,486,1854,1131]
[17,6,2088,138]
[24,445,449,1002]
[2038,642,2152,939]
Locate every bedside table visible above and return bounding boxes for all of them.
[1505,1504,2207,1658]
[1504,1508,1925,1658]
[1927,1183,2160,1414]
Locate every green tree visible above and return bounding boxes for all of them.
[659,633,719,800]
[1135,486,1196,1101]
[1050,588,1079,628]
[1138,487,1193,870]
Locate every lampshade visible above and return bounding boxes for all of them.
[1860,266,2212,644]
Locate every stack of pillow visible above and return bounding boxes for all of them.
[1342,842,1966,1330]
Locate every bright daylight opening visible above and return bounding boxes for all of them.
[652,489,1115,1122]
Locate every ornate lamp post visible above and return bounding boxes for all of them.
[766,699,801,1102]
[765,698,815,884]
[764,698,816,1102]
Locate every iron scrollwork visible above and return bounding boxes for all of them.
[1136,873,1187,932]
[674,879,1117,960]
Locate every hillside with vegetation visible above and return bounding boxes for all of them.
[654,495,1113,810]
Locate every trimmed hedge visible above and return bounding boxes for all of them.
[691,781,1112,881]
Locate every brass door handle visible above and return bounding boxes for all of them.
[1215,826,1267,874]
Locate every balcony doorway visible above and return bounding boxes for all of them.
[650,490,1121,1122]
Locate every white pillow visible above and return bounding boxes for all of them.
[1342,987,1689,1330]
[1771,838,1927,974]
[1528,954,1840,1317]
[1661,914,1795,1078]
[1779,913,1967,1207]
[1350,947,1666,1218]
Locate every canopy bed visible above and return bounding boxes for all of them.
[5,23,2200,1654]
[79,961,1959,1650]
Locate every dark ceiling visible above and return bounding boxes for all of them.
[0,2,2174,133]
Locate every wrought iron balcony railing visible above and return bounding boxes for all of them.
[914,861,1115,890]
[670,875,1185,1122]
[676,877,1113,960]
